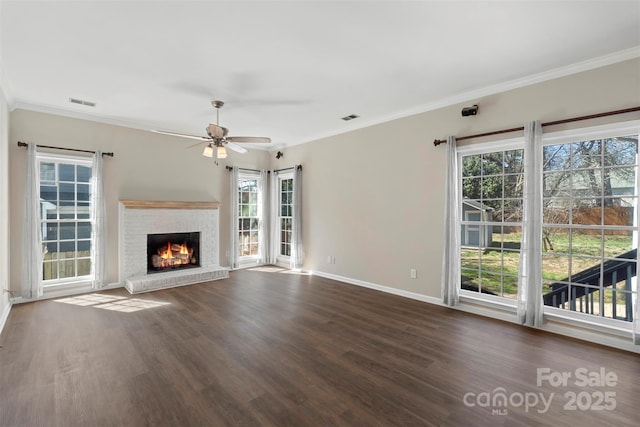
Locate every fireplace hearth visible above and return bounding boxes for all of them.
[147,232,200,274]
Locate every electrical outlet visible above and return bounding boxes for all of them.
[410,268,417,279]
[327,256,332,264]
[332,257,336,264]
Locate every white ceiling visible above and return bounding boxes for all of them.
[2,1,639,149]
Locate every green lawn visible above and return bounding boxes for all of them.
[461,231,634,300]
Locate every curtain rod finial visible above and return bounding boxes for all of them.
[433,139,446,146]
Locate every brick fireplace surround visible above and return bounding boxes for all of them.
[119,200,229,294]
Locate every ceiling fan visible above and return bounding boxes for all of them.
[155,100,271,159]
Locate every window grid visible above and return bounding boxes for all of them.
[238,178,259,257]
[279,177,293,257]
[39,158,93,283]
[542,135,638,322]
[459,130,640,322]
[460,149,524,299]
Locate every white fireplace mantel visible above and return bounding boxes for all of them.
[119,200,222,210]
[119,200,228,293]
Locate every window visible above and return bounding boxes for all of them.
[38,154,93,284]
[541,128,638,322]
[459,144,524,299]
[238,175,260,258]
[457,121,639,330]
[278,174,293,258]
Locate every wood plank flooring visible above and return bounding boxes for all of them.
[1,268,639,426]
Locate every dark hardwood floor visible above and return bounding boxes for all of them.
[1,267,639,426]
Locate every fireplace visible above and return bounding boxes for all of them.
[147,232,200,274]
[120,200,228,294]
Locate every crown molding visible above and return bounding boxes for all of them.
[280,46,640,149]
[9,100,157,132]
[9,101,274,152]
[9,46,640,151]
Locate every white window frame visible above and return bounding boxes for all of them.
[457,136,523,306]
[237,171,262,265]
[540,120,640,330]
[456,120,640,336]
[276,171,294,264]
[37,152,94,288]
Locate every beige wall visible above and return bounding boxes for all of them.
[8,111,270,290]
[7,58,640,299]
[281,58,640,297]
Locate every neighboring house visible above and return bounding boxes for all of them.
[461,199,493,248]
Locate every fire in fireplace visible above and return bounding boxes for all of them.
[147,232,200,273]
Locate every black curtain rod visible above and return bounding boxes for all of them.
[432,106,640,146]
[274,165,302,172]
[17,141,114,157]
[225,166,261,173]
[226,165,302,173]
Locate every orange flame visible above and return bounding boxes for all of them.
[160,241,174,260]
[157,241,192,267]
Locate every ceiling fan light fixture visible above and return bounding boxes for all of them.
[202,144,214,158]
[160,101,270,158]
[217,145,227,159]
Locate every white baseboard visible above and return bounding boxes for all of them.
[311,270,443,306]
[232,261,264,271]
[6,269,638,354]
[0,300,11,336]
[11,281,124,304]
[311,270,640,354]
[541,318,639,354]
[232,262,292,271]
[102,282,125,291]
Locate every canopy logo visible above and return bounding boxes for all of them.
[463,388,553,415]
[462,367,618,416]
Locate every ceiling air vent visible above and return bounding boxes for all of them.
[69,98,96,107]
[341,114,359,121]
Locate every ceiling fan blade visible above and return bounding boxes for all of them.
[154,130,211,141]
[207,124,228,139]
[226,136,271,144]
[225,142,248,154]
[185,140,207,150]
